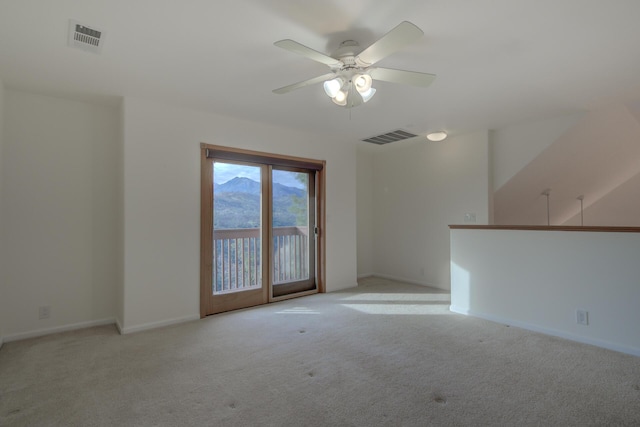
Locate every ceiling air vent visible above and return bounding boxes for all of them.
[361,129,417,145]
[68,20,104,53]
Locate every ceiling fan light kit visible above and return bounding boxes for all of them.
[323,78,343,98]
[332,86,348,106]
[273,21,436,109]
[359,86,376,103]
[324,72,376,106]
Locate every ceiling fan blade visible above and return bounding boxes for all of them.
[274,39,342,67]
[273,73,337,94]
[356,21,424,66]
[369,67,436,87]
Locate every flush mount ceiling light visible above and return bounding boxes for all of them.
[272,21,436,108]
[426,131,448,142]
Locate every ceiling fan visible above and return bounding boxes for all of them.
[272,21,436,108]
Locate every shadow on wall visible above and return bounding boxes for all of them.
[449,228,640,357]
[494,104,640,227]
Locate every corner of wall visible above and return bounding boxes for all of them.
[2,90,121,340]
[488,130,495,224]
[356,147,375,277]
[0,76,5,347]
[115,98,125,333]
[368,131,491,289]
[491,112,584,192]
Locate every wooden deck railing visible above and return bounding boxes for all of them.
[273,226,310,284]
[212,226,309,294]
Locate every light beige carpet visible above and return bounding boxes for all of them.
[1,277,639,426]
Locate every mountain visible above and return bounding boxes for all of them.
[273,182,304,198]
[216,177,261,195]
[216,177,305,199]
[214,177,307,229]
[214,192,261,229]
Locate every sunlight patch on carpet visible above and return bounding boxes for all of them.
[340,293,450,302]
[274,307,321,315]
[341,303,452,315]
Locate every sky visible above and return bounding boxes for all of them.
[214,162,306,189]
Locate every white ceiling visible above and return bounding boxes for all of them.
[1,0,640,144]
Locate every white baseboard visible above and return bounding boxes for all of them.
[357,273,373,280]
[3,318,116,343]
[370,273,447,290]
[3,314,202,342]
[450,305,640,358]
[328,281,359,293]
[118,314,200,335]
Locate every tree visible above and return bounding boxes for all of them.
[288,173,308,226]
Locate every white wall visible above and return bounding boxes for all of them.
[491,112,583,191]
[120,97,358,333]
[494,106,640,226]
[370,131,490,290]
[563,171,640,226]
[1,90,118,340]
[0,77,5,347]
[115,102,125,330]
[451,228,640,356]
[356,148,374,277]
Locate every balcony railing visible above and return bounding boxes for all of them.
[273,226,310,284]
[213,226,310,294]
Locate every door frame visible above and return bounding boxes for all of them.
[200,143,326,318]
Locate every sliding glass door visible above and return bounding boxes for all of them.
[208,160,268,314]
[271,168,316,298]
[201,144,325,317]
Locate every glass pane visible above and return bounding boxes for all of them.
[272,170,309,284]
[212,162,262,295]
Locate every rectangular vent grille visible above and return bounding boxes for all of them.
[68,20,104,53]
[362,129,418,145]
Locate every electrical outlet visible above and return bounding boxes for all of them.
[39,306,51,320]
[576,309,589,325]
[464,213,476,223]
